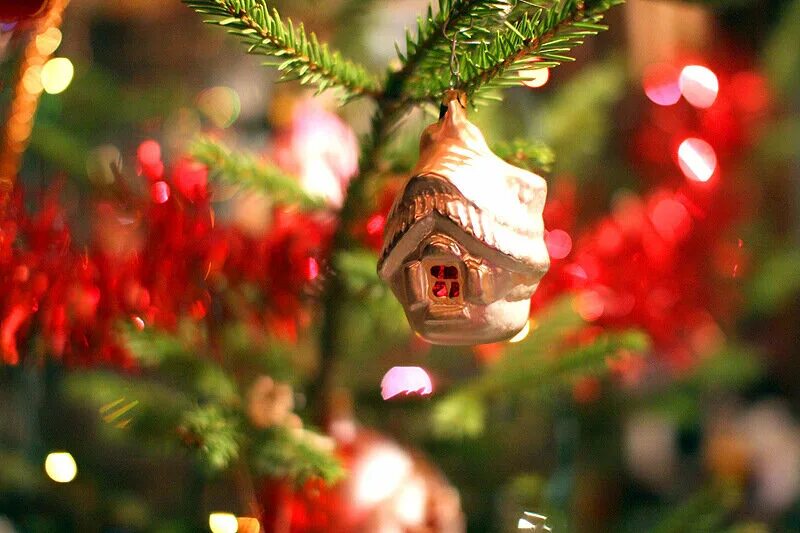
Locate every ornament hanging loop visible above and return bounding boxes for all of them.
[448,37,460,87]
[441,17,465,88]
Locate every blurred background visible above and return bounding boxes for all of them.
[1,0,799,531]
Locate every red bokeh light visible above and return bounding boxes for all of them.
[544,229,573,260]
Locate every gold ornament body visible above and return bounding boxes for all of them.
[378,92,550,345]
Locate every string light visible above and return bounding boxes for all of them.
[354,446,412,505]
[677,137,717,182]
[679,65,719,108]
[381,366,433,400]
[642,63,681,106]
[208,512,238,533]
[35,27,62,55]
[0,0,70,209]
[40,57,73,94]
[44,452,77,483]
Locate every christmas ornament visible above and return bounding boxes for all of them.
[256,426,464,533]
[378,90,550,345]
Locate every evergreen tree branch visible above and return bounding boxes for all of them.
[494,138,556,173]
[311,101,408,424]
[183,0,382,100]
[306,0,620,424]
[390,0,513,100]
[454,0,621,100]
[189,137,324,209]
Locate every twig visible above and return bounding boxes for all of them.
[311,97,408,425]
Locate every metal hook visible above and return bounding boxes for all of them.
[441,17,460,87]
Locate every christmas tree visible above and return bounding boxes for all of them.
[1,0,799,531]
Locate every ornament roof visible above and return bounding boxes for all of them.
[378,95,549,276]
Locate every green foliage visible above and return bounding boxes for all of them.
[432,391,487,438]
[652,483,741,533]
[335,249,383,293]
[395,0,514,99]
[634,345,762,429]
[452,0,621,103]
[762,0,800,100]
[432,297,650,438]
[334,250,411,379]
[183,0,381,100]
[181,404,242,472]
[540,55,626,176]
[493,138,555,173]
[123,324,240,406]
[189,137,323,209]
[186,0,620,107]
[747,248,800,314]
[63,371,189,449]
[251,426,344,485]
[0,451,44,493]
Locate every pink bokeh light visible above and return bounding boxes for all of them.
[643,63,681,106]
[380,366,433,400]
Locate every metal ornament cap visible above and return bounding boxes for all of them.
[379,91,549,345]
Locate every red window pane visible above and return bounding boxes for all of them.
[430,265,458,279]
[449,281,460,298]
[432,281,447,297]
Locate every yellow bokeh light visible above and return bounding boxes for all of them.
[197,86,241,128]
[22,65,43,95]
[236,517,261,533]
[44,452,77,483]
[40,57,74,95]
[208,512,238,533]
[35,28,62,55]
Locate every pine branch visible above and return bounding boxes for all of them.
[189,137,324,210]
[453,0,621,101]
[493,138,556,173]
[182,404,243,472]
[183,0,381,100]
[311,102,407,424]
[251,426,344,485]
[392,0,513,100]
[652,484,741,533]
[431,298,650,438]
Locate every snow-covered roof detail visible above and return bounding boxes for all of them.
[378,96,549,275]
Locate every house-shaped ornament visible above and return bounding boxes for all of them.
[378,92,550,345]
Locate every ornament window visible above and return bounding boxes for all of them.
[428,264,462,301]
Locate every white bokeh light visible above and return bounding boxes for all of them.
[354,445,412,506]
[679,65,719,108]
[678,137,717,183]
[208,512,238,533]
[44,452,77,483]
